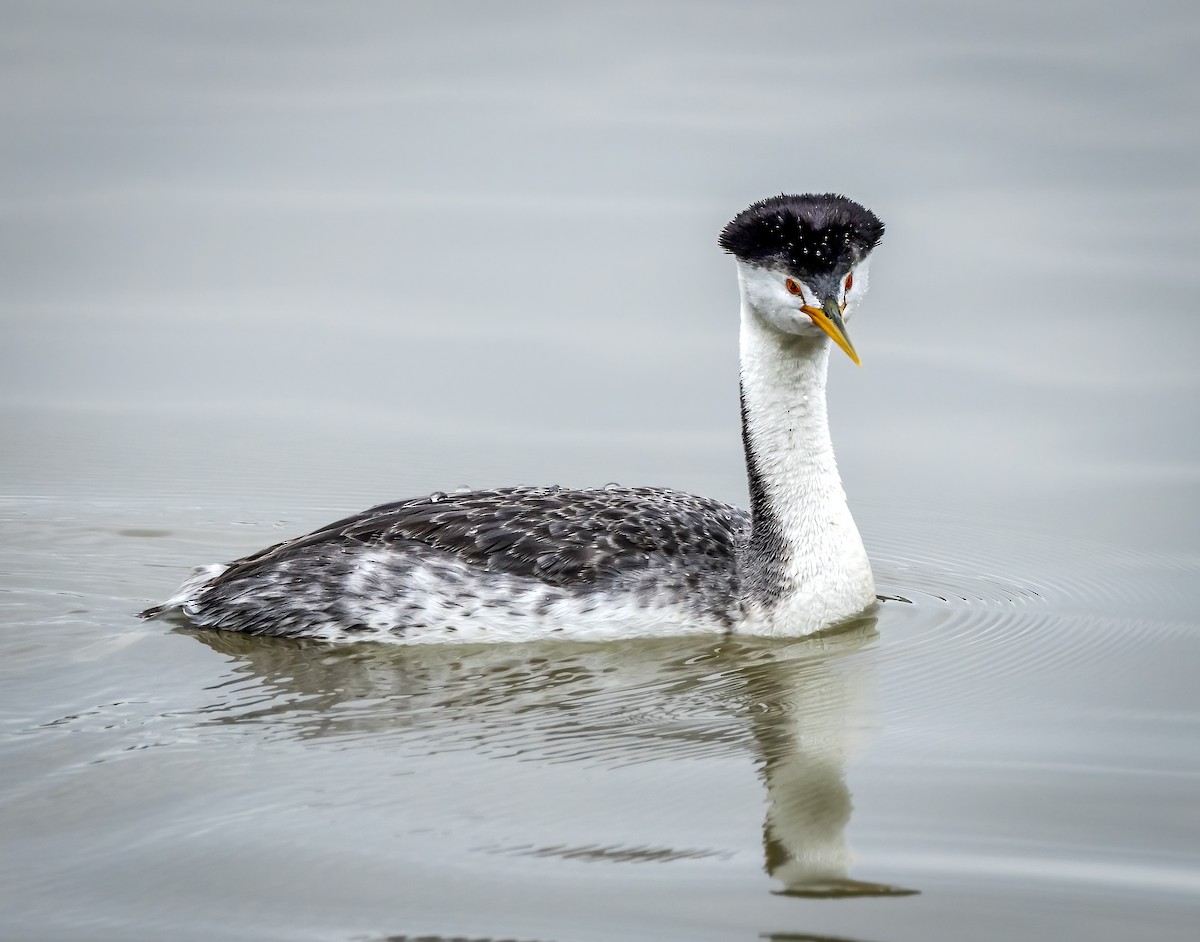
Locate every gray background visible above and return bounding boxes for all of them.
[4,0,1197,552]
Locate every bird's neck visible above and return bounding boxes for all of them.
[736,308,875,634]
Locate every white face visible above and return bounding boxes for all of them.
[736,257,872,338]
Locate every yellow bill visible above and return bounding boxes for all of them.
[802,299,861,366]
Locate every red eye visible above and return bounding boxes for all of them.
[785,278,802,296]
[844,272,854,292]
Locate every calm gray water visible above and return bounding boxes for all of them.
[2,3,1199,940]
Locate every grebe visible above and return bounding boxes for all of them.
[142,193,885,643]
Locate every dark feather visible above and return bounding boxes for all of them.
[718,193,884,283]
[203,485,751,592]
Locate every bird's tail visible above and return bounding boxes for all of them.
[138,563,229,620]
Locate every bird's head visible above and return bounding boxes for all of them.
[719,194,885,364]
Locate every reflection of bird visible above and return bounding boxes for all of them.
[143,194,885,642]
[185,617,914,895]
[745,624,917,899]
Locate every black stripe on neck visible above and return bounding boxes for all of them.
[739,379,787,604]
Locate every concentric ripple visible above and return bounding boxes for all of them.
[863,510,1200,739]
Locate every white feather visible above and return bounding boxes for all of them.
[734,260,876,636]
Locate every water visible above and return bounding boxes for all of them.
[2,2,1199,940]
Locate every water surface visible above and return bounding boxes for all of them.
[2,3,1198,941]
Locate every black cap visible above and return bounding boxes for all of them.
[719,194,885,282]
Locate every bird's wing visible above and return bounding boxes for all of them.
[208,485,750,588]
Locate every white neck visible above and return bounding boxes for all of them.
[736,300,875,635]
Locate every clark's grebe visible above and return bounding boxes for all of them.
[142,194,885,643]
